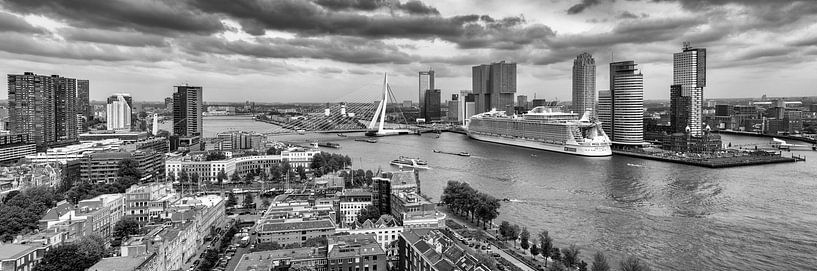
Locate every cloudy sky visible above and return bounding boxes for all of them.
[1,0,816,103]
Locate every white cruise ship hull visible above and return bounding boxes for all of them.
[468,133,612,157]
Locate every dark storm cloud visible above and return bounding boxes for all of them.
[60,28,170,47]
[548,16,706,49]
[0,32,168,62]
[313,0,440,15]
[0,11,47,34]
[1,0,225,35]
[189,0,553,49]
[181,36,415,64]
[617,11,639,19]
[567,0,601,14]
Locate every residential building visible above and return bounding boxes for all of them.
[397,229,491,271]
[125,183,178,223]
[77,193,126,238]
[256,219,335,245]
[459,91,475,126]
[343,216,403,258]
[172,85,202,137]
[166,195,226,248]
[572,52,596,116]
[88,252,160,271]
[336,189,373,225]
[605,61,644,145]
[472,61,516,114]
[39,196,124,241]
[447,94,459,122]
[119,221,197,271]
[390,192,444,229]
[0,133,36,163]
[216,131,263,150]
[0,244,50,271]
[235,248,327,271]
[77,79,91,120]
[419,70,435,120]
[107,94,134,131]
[327,234,387,271]
[372,171,419,216]
[670,43,706,136]
[8,72,80,150]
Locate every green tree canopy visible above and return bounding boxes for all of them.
[591,252,610,271]
[356,204,381,224]
[113,218,141,239]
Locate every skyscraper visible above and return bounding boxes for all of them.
[8,72,80,149]
[572,52,596,116]
[106,94,133,130]
[423,89,441,122]
[418,70,435,119]
[172,85,203,137]
[598,90,611,136]
[670,42,706,135]
[77,80,90,119]
[472,61,516,114]
[606,61,644,145]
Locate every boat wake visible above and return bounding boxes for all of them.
[627,163,645,167]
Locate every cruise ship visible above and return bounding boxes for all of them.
[466,106,612,156]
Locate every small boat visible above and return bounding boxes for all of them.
[457,152,471,157]
[390,157,430,169]
[502,198,510,202]
[337,133,347,137]
[355,138,377,143]
[530,154,537,157]
[432,150,441,153]
[317,142,341,148]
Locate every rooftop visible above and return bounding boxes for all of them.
[0,244,40,260]
[87,254,155,271]
[259,219,335,232]
[328,234,385,258]
[235,248,326,271]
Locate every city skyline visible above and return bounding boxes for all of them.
[0,1,815,103]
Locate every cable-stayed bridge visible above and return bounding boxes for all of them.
[254,73,421,136]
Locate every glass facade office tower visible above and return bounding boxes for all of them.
[418,70,434,119]
[607,61,644,145]
[172,85,203,137]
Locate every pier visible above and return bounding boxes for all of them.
[613,149,797,168]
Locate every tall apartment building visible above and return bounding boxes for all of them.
[458,91,475,126]
[472,61,516,114]
[572,52,596,116]
[172,86,203,137]
[106,94,133,131]
[418,70,435,120]
[604,61,644,145]
[8,72,80,149]
[670,43,706,135]
[77,80,90,120]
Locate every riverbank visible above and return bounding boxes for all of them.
[612,149,796,168]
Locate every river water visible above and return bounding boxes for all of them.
[200,116,817,270]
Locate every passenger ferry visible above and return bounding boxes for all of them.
[466,106,612,156]
[389,156,430,169]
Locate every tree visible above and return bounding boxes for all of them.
[520,227,531,252]
[550,247,561,264]
[156,129,170,138]
[226,193,237,207]
[261,199,271,209]
[231,171,241,183]
[118,158,143,180]
[591,252,611,271]
[562,244,580,268]
[243,193,255,208]
[499,221,512,240]
[579,261,589,271]
[619,256,651,271]
[356,205,381,224]
[113,218,141,240]
[509,224,520,247]
[539,230,553,267]
[297,165,307,181]
[530,244,540,259]
[216,169,228,191]
[205,151,227,161]
[303,236,327,247]
[252,242,282,252]
[34,235,105,271]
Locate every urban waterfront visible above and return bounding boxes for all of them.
[210,116,816,270]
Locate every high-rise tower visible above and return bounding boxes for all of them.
[172,85,203,137]
[606,61,644,145]
[8,72,80,149]
[472,61,516,114]
[670,42,706,136]
[572,52,596,116]
[418,70,435,119]
[106,93,133,130]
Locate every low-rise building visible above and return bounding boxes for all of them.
[88,252,160,271]
[23,139,123,164]
[125,183,178,223]
[165,148,320,183]
[234,248,327,271]
[342,216,403,257]
[372,171,419,215]
[398,229,491,271]
[39,195,124,241]
[0,244,49,271]
[0,133,36,163]
[119,221,197,271]
[166,195,226,248]
[390,192,445,229]
[327,234,387,271]
[336,189,373,226]
[78,150,165,183]
[256,219,335,245]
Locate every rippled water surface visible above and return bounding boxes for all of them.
[198,116,817,270]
